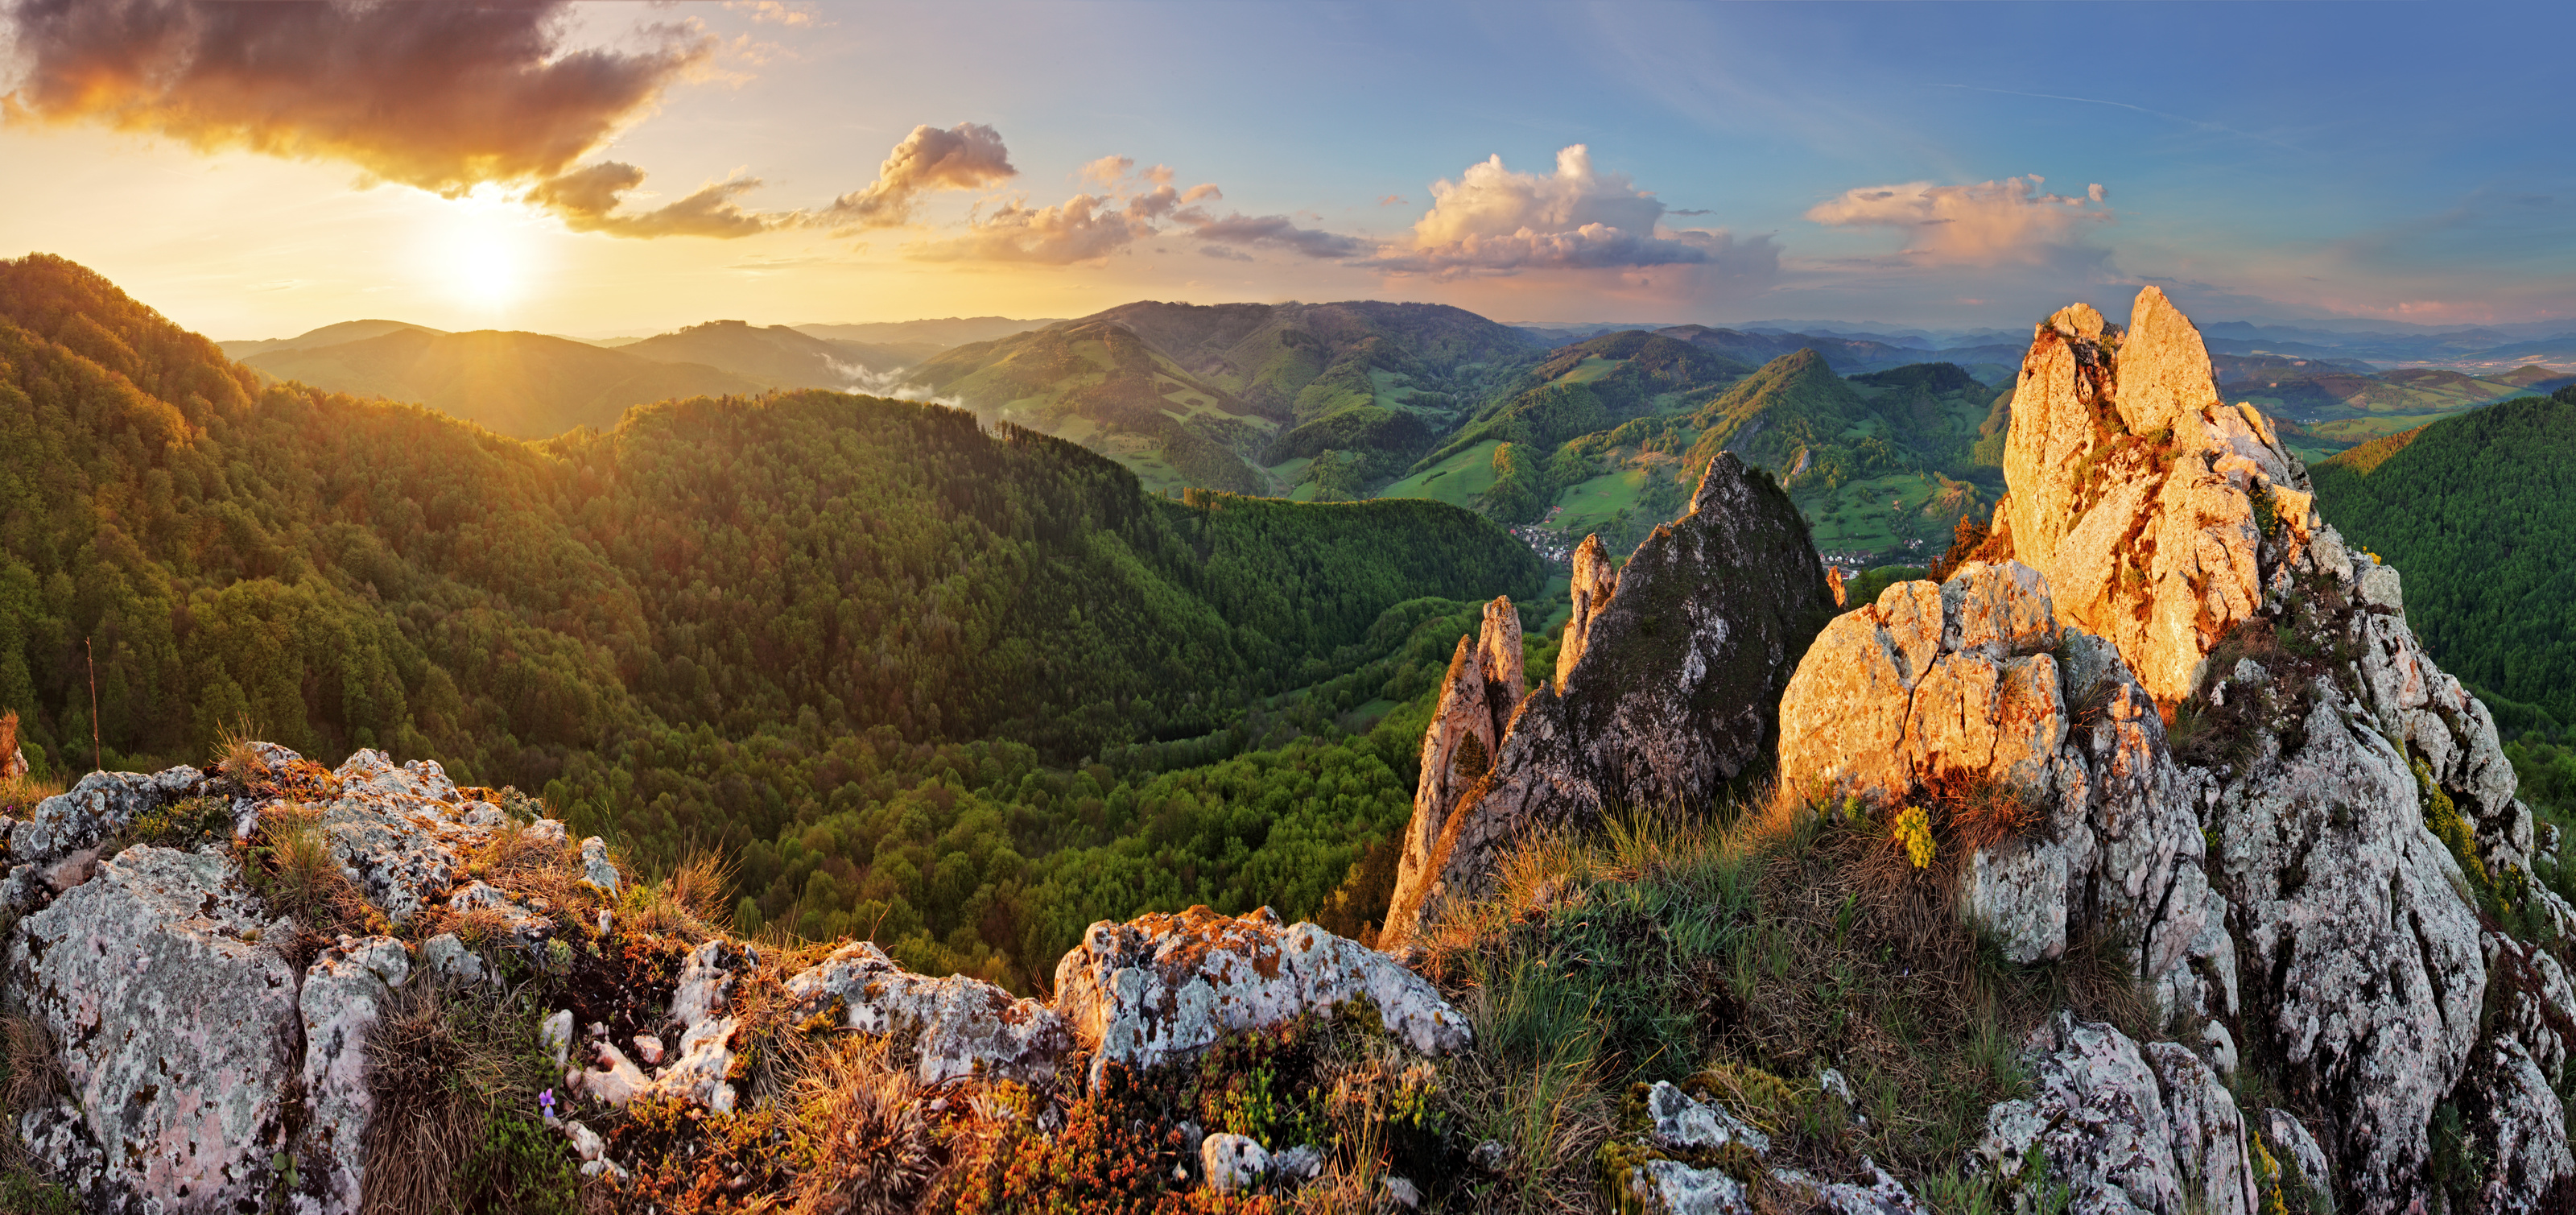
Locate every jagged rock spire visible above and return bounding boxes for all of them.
[1395,596,1526,906]
[1999,285,2318,705]
[1382,454,1834,946]
[1556,535,1617,693]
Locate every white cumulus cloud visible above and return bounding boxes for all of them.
[1373,145,1775,277]
[1805,176,2112,265]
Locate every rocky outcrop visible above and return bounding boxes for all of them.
[299,936,412,1214]
[0,765,203,912]
[1396,596,1525,931]
[320,749,511,924]
[1942,288,2570,1213]
[1556,534,1617,692]
[8,845,298,1213]
[784,940,1072,1086]
[1383,454,1835,944]
[1055,905,1470,1086]
[1976,1015,2260,1214]
[1998,286,2316,707]
[1777,562,2235,1021]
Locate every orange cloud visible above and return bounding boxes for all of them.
[2,0,707,196]
[528,163,773,239]
[819,123,1019,229]
[1377,145,1774,277]
[1805,176,2112,264]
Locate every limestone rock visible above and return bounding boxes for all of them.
[1643,1080,1769,1156]
[1054,906,1468,1086]
[2258,1110,2331,1200]
[1975,1014,2257,1214]
[2459,1035,2576,1213]
[320,749,511,924]
[299,936,411,1214]
[0,765,204,912]
[1777,563,2231,1015]
[1625,1159,1752,1213]
[2211,688,2483,1201]
[2000,287,2312,705]
[1395,595,1525,939]
[570,1038,652,1107]
[1200,1133,1270,1194]
[783,940,1072,1086]
[1767,1163,1928,1215]
[419,932,489,985]
[652,939,758,1113]
[1384,454,1834,942]
[1558,533,1618,692]
[8,845,295,1213]
[580,836,621,892]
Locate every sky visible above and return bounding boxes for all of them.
[2,0,2571,341]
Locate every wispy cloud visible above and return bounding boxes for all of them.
[1806,176,2112,266]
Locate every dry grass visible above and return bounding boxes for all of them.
[0,709,64,814]
[779,1035,937,1215]
[1402,779,2157,1209]
[360,982,484,1215]
[617,848,735,942]
[210,717,268,789]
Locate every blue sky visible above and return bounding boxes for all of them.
[4,0,2568,335]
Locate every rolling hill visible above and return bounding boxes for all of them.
[618,319,921,388]
[217,318,441,361]
[239,328,769,438]
[2310,386,2576,734]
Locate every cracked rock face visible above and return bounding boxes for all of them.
[2211,675,2483,1202]
[7,845,296,1213]
[1999,286,2314,706]
[1975,1014,2258,1215]
[1394,594,1525,940]
[784,940,1072,1087]
[1054,906,1469,1087]
[299,936,411,1215]
[0,766,204,913]
[320,748,511,924]
[1384,454,1835,943]
[1777,563,2235,1020]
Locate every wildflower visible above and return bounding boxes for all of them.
[539,1088,557,1120]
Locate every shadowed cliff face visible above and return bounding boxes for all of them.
[1381,453,1835,946]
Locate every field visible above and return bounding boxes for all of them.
[1379,440,1504,510]
[1796,472,1963,560]
[1551,465,1659,538]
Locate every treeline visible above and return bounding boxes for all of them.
[2310,388,2576,732]
[0,254,1546,986]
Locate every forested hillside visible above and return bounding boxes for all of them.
[2311,386,2576,732]
[0,253,1544,989]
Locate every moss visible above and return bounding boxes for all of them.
[125,795,232,849]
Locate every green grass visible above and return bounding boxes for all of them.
[1556,356,1621,385]
[1379,440,1505,509]
[1798,472,1956,556]
[1552,467,1657,538]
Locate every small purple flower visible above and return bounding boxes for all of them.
[539,1088,557,1118]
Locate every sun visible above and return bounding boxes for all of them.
[448,233,519,312]
[420,187,542,320]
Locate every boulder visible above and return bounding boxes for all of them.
[1776,563,2234,1019]
[580,836,621,893]
[7,845,296,1213]
[320,749,511,924]
[1383,454,1835,943]
[1975,1014,2258,1214]
[783,940,1072,1086]
[0,765,204,912]
[1054,906,1468,1087]
[299,936,411,1214]
[1200,1133,1270,1194]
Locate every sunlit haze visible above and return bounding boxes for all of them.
[4,0,2570,339]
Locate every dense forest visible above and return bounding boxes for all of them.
[2310,386,2576,734]
[0,253,1546,990]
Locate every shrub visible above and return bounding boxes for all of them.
[1893,807,1934,870]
